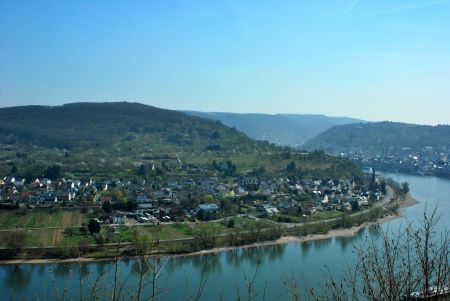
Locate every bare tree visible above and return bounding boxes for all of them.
[243,260,262,301]
[319,207,449,301]
[282,207,448,301]
[183,269,208,301]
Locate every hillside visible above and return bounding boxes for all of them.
[278,114,364,137]
[183,111,363,147]
[302,122,450,153]
[0,102,254,150]
[0,102,364,180]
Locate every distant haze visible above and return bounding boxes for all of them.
[184,111,364,147]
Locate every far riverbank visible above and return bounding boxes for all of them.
[0,192,418,265]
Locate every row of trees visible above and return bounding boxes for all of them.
[386,177,410,196]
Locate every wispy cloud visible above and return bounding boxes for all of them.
[375,0,448,16]
[344,0,360,15]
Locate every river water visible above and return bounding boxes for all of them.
[1,172,449,300]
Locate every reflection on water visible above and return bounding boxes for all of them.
[131,259,151,276]
[337,236,351,251]
[191,253,222,275]
[300,240,312,255]
[312,237,332,251]
[79,262,90,278]
[336,228,368,251]
[52,263,72,278]
[166,243,287,279]
[267,244,285,261]
[366,224,382,239]
[96,260,109,278]
[3,264,33,289]
[1,173,448,300]
[225,249,241,268]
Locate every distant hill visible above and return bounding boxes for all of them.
[183,111,363,147]
[302,122,450,153]
[0,102,255,150]
[0,102,364,180]
[0,102,272,176]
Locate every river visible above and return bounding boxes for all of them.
[1,172,449,301]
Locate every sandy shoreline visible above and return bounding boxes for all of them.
[0,193,419,265]
[398,193,418,208]
[187,213,399,257]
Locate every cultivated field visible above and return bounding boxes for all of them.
[0,210,86,229]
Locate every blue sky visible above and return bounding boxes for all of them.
[1,0,449,124]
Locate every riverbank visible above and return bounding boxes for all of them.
[0,188,419,265]
[0,216,393,265]
[1,199,417,265]
[185,212,400,257]
[398,193,418,208]
[181,193,419,258]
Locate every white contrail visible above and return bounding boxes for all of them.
[344,0,360,15]
[375,0,447,16]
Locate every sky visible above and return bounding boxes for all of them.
[0,0,449,125]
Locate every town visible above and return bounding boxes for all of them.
[337,146,450,178]
[0,160,386,228]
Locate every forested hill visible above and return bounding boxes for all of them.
[302,122,450,153]
[183,111,363,147]
[0,102,259,151]
[0,102,364,180]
